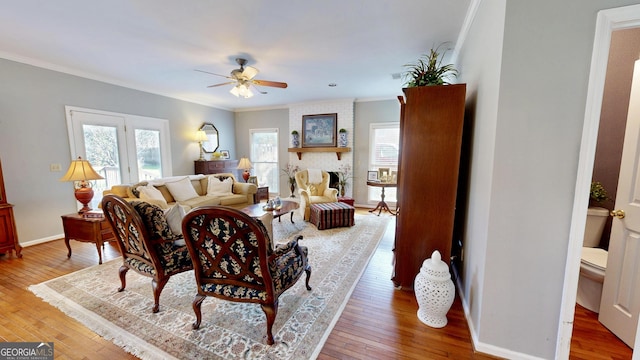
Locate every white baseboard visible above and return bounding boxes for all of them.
[454,273,547,360]
[19,234,64,248]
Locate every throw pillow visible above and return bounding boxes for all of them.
[165,177,199,202]
[163,204,187,245]
[138,184,168,209]
[129,181,149,198]
[207,176,234,196]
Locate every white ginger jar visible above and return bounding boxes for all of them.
[414,250,455,328]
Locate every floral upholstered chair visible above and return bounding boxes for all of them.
[181,206,312,345]
[295,169,339,220]
[101,195,193,313]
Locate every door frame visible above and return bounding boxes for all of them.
[556,4,640,359]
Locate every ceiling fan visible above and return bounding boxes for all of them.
[196,58,288,98]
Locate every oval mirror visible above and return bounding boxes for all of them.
[200,123,219,153]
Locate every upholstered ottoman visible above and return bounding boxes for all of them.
[309,202,355,230]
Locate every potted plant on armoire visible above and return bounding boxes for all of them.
[392,45,465,289]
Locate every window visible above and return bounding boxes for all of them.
[369,122,400,204]
[250,128,279,193]
[66,106,172,210]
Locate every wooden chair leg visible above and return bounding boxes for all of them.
[305,265,312,291]
[151,277,169,313]
[261,301,278,345]
[192,294,206,330]
[117,265,129,292]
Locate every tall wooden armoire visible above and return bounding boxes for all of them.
[0,159,22,258]
[392,84,466,289]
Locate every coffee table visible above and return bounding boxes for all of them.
[241,199,300,223]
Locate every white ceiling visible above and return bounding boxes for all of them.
[0,0,471,111]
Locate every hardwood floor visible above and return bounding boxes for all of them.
[570,304,632,360]
[0,210,631,359]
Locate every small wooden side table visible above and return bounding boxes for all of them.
[254,186,269,204]
[366,181,398,216]
[61,212,115,264]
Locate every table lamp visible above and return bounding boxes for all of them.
[195,130,208,161]
[237,157,253,182]
[60,156,104,213]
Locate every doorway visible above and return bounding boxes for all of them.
[557,5,640,359]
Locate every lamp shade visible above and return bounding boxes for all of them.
[237,157,253,170]
[59,157,104,182]
[195,130,208,142]
[60,157,104,213]
[237,157,253,182]
[195,130,208,161]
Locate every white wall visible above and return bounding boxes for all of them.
[0,58,234,245]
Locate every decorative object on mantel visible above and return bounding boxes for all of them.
[414,250,455,328]
[195,130,208,161]
[281,163,300,197]
[59,156,105,213]
[338,164,352,197]
[402,43,458,87]
[338,128,348,147]
[291,130,300,148]
[302,113,337,148]
[237,157,253,182]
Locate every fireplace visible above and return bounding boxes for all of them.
[327,171,340,190]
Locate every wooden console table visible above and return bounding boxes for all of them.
[61,212,115,264]
[366,181,397,216]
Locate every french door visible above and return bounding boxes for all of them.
[65,106,172,209]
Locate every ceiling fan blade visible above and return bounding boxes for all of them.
[253,79,288,88]
[242,66,259,80]
[195,69,231,79]
[207,81,235,88]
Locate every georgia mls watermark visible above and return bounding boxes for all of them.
[0,342,53,360]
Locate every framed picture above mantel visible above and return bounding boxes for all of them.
[302,113,337,148]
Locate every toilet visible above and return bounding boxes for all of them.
[577,207,609,313]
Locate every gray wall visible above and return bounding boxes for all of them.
[234,108,289,195]
[353,99,400,206]
[0,58,234,244]
[457,0,640,358]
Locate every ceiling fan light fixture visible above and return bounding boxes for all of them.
[230,84,254,98]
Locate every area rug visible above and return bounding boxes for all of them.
[30,212,389,360]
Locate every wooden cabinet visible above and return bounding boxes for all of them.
[194,160,240,178]
[0,159,22,258]
[392,84,466,289]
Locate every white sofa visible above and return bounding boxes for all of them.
[103,173,257,210]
